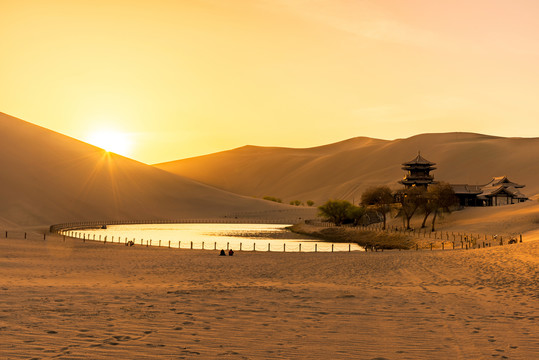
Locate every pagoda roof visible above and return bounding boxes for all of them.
[402,152,436,166]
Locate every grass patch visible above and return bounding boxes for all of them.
[289,223,413,250]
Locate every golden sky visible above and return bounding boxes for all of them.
[2,0,539,164]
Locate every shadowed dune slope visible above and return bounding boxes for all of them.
[155,133,539,204]
[0,113,291,228]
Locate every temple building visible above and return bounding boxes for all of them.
[398,153,528,206]
[399,152,437,188]
[452,176,528,207]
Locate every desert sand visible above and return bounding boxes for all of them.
[1,231,537,360]
[0,112,296,229]
[1,112,538,359]
[155,133,539,204]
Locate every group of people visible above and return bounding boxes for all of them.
[219,249,234,256]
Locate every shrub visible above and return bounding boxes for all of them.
[263,196,282,203]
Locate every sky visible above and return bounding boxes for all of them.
[2,0,539,164]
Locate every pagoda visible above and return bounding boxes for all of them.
[399,152,437,188]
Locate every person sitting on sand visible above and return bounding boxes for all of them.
[219,249,226,256]
[228,249,234,256]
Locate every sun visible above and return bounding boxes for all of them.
[86,129,133,157]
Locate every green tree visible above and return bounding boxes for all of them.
[361,186,394,230]
[347,205,367,226]
[419,191,435,229]
[428,182,458,231]
[318,200,354,226]
[395,186,425,230]
[306,200,315,207]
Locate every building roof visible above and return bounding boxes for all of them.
[483,176,525,188]
[402,152,436,167]
[451,184,482,195]
[453,176,528,200]
[477,186,527,200]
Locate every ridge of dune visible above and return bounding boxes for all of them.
[155,132,539,204]
[0,112,297,228]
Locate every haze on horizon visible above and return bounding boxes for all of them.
[2,0,539,164]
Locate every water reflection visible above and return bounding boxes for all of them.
[68,223,364,252]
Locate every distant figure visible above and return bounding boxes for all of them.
[228,249,234,256]
[219,249,226,256]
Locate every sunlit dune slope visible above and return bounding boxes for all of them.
[155,133,539,204]
[0,112,293,227]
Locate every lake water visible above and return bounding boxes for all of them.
[65,223,364,252]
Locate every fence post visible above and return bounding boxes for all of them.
[253,242,256,251]
[24,232,27,239]
[442,242,444,250]
[190,241,193,249]
[43,234,46,241]
[159,240,161,247]
[349,244,351,252]
[520,234,523,243]
[214,242,216,250]
[299,243,302,252]
[315,243,318,252]
[179,241,181,249]
[168,241,170,248]
[268,243,270,252]
[239,242,242,251]
[332,244,334,252]
[283,243,286,252]
[227,242,229,250]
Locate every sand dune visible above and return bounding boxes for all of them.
[0,113,298,228]
[155,133,539,205]
[1,114,537,359]
[1,233,537,359]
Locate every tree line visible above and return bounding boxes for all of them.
[318,183,457,231]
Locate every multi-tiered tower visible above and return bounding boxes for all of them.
[399,152,436,188]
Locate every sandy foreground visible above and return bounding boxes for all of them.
[1,234,537,360]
